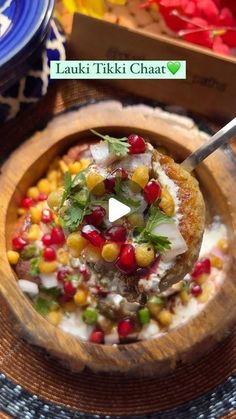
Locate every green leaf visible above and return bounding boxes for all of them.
[30,257,41,277]
[61,171,73,206]
[21,245,37,260]
[34,297,53,316]
[39,287,61,298]
[114,178,141,209]
[91,129,130,157]
[146,204,173,231]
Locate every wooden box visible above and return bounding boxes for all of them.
[70,11,236,122]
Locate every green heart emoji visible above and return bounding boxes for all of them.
[167,61,181,75]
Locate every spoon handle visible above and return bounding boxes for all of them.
[181,118,236,172]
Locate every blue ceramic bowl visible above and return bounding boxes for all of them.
[0,0,66,122]
[0,0,55,92]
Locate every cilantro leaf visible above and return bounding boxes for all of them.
[133,204,173,253]
[114,178,141,209]
[62,205,84,232]
[61,171,73,206]
[146,204,173,231]
[30,257,41,277]
[91,129,130,157]
[34,297,54,316]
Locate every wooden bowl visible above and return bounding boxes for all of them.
[1,101,236,376]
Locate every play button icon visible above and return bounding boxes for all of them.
[108,197,131,223]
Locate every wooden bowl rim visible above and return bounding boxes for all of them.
[1,101,236,373]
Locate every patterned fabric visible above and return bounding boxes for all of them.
[0,18,66,123]
[0,373,236,418]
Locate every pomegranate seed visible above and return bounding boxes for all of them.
[116,244,137,274]
[191,258,211,278]
[51,227,65,246]
[104,175,116,193]
[58,294,72,304]
[38,192,48,201]
[90,328,104,344]
[118,318,134,337]
[104,226,127,242]
[42,233,53,246]
[81,225,105,247]
[80,265,90,279]
[84,206,106,226]
[144,180,162,204]
[63,281,76,296]
[43,247,57,262]
[191,283,203,297]
[96,285,108,297]
[12,236,29,251]
[111,168,129,180]
[57,267,70,283]
[128,134,146,154]
[41,208,53,224]
[20,197,34,209]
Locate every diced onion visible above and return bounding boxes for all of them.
[104,327,119,345]
[113,152,152,172]
[18,280,39,296]
[138,320,160,340]
[152,222,188,261]
[40,274,58,289]
[90,142,117,166]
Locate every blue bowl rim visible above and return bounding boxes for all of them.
[0,0,54,68]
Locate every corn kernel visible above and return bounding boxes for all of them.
[57,248,70,265]
[54,215,61,226]
[128,213,145,227]
[158,309,173,327]
[195,274,208,285]
[47,170,58,182]
[37,178,51,195]
[30,207,42,224]
[74,289,88,306]
[147,296,164,319]
[27,187,39,200]
[46,310,62,326]
[179,290,190,304]
[102,243,120,263]
[217,238,228,254]
[49,180,58,192]
[27,224,41,241]
[39,260,58,274]
[80,159,91,170]
[86,172,105,195]
[83,244,102,263]
[210,254,223,270]
[17,208,26,216]
[67,233,88,255]
[47,190,63,209]
[131,166,149,188]
[59,160,68,174]
[7,250,20,265]
[197,282,213,303]
[135,244,155,267]
[159,187,175,217]
[68,162,82,174]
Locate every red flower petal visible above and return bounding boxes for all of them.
[197,0,219,24]
[218,7,234,25]
[222,29,236,47]
[213,36,230,54]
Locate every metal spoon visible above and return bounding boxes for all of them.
[181,117,236,172]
